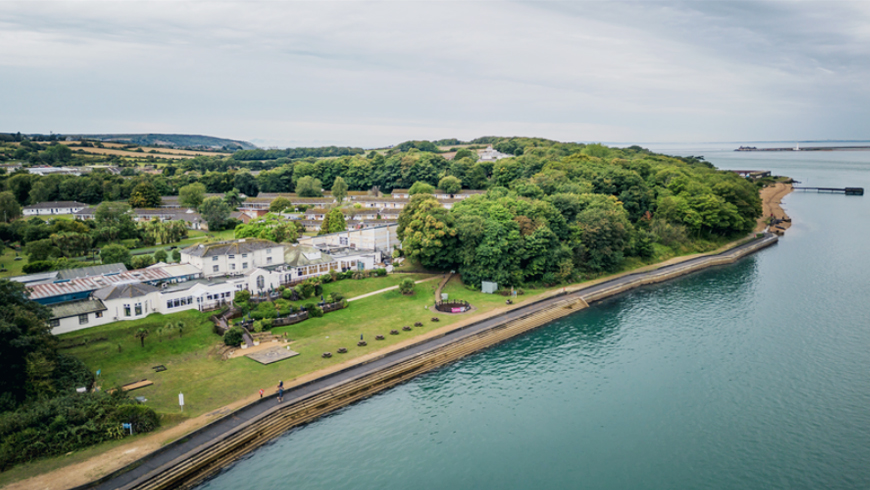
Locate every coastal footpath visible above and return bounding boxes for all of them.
[76,232,779,490]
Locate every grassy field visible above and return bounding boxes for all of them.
[0,247,27,277]
[277,273,434,307]
[57,273,508,417]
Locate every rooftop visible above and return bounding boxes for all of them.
[93,282,160,301]
[50,299,107,320]
[181,238,280,258]
[24,201,87,209]
[283,244,336,268]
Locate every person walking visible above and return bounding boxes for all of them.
[259,388,264,398]
[276,380,284,403]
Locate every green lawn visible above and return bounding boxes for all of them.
[0,247,27,277]
[276,273,435,307]
[57,273,525,418]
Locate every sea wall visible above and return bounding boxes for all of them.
[96,233,779,490]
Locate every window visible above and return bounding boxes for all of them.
[167,300,173,309]
[95,311,103,318]
[230,263,236,270]
[124,305,131,317]
[213,265,219,272]
[135,303,142,315]
[242,253,248,258]
[243,262,248,269]
[228,254,235,259]
[79,314,89,325]
[173,298,180,307]
[266,249,271,254]
[50,319,60,328]
[257,276,265,289]
[267,257,273,264]
[212,256,218,261]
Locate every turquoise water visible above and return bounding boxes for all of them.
[200,145,870,489]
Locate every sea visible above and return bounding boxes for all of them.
[198,142,870,490]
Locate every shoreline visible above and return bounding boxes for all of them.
[6,191,791,490]
[756,182,793,233]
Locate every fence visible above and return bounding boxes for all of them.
[435,300,471,313]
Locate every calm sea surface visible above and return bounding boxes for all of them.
[199,143,870,490]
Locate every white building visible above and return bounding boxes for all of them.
[299,224,399,253]
[477,145,512,162]
[23,201,88,216]
[181,239,285,278]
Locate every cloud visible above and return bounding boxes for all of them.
[1,1,868,147]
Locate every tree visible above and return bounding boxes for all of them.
[270,197,292,213]
[0,280,58,406]
[234,213,299,243]
[224,188,244,208]
[0,191,21,222]
[128,181,161,208]
[178,183,207,209]
[200,196,232,231]
[399,278,415,295]
[401,197,458,269]
[296,176,323,197]
[135,328,149,348]
[50,232,92,258]
[319,208,347,235]
[25,239,59,261]
[154,249,168,262]
[408,181,435,195]
[175,320,185,338]
[171,249,181,262]
[100,244,131,268]
[234,171,259,197]
[331,176,349,203]
[438,175,462,195]
[132,254,155,270]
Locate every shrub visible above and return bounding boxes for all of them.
[252,320,263,333]
[252,301,278,320]
[414,322,423,327]
[375,335,385,340]
[357,341,367,346]
[153,250,168,263]
[114,404,160,433]
[375,268,387,277]
[261,318,273,330]
[337,347,348,354]
[402,325,412,331]
[320,273,333,284]
[281,288,294,300]
[274,299,293,316]
[399,278,415,295]
[224,327,245,347]
[295,282,315,299]
[234,290,251,306]
[314,284,323,297]
[390,329,399,335]
[171,249,181,262]
[308,306,324,318]
[322,352,332,358]
[22,260,56,273]
[327,291,344,303]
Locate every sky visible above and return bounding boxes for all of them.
[1,1,869,148]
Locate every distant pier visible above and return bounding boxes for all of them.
[793,186,864,196]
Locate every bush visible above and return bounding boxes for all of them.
[399,278,415,295]
[251,301,278,320]
[274,299,293,316]
[314,284,323,297]
[295,282,315,299]
[320,273,333,284]
[224,327,245,347]
[22,260,56,273]
[281,288,295,300]
[234,290,251,306]
[374,268,387,277]
[153,249,168,263]
[308,306,324,318]
[252,320,264,333]
[0,391,158,470]
[327,292,344,303]
[171,249,181,262]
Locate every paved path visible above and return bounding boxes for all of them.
[347,276,441,302]
[83,234,776,490]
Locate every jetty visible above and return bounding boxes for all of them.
[81,233,780,490]
[736,145,870,152]
[793,186,864,196]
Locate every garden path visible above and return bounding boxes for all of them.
[347,275,442,302]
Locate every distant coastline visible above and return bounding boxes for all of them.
[736,145,870,152]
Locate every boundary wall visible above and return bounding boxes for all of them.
[82,233,778,490]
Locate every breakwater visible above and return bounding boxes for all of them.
[89,233,779,490]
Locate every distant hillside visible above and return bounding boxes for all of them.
[62,133,257,150]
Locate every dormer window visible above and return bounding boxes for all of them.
[212,256,218,261]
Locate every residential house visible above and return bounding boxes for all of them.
[23,201,88,216]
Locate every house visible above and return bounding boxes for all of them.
[180,238,285,278]
[299,223,399,252]
[49,299,109,335]
[304,208,330,221]
[131,208,207,230]
[23,201,88,216]
[477,145,512,162]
